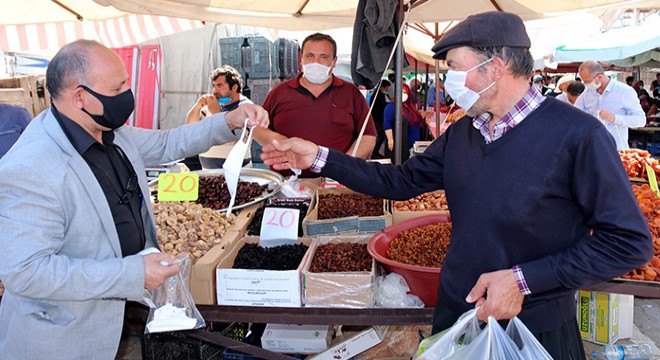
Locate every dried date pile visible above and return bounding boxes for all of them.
[247,202,309,237]
[386,223,452,268]
[318,193,383,220]
[309,243,371,272]
[153,202,235,261]
[196,175,269,210]
[233,243,308,270]
[393,191,449,211]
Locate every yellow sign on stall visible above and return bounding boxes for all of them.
[157,173,199,201]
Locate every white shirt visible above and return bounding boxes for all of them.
[574,79,646,150]
[556,92,569,103]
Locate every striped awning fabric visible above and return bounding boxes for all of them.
[0,14,203,53]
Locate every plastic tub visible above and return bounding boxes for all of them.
[367,214,450,306]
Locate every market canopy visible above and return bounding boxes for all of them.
[551,10,660,67]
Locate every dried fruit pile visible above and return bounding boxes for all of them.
[309,243,371,272]
[386,223,452,268]
[393,191,449,212]
[196,175,269,210]
[621,184,660,282]
[153,202,234,261]
[619,149,660,180]
[318,193,384,220]
[232,243,308,270]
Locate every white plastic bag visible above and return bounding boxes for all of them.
[447,316,523,360]
[143,253,205,334]
[414,308,482,360]
[375,273,425,308]
[505,317,553,360]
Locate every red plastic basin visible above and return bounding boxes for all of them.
[367,214,450,307]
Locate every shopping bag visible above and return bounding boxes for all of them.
[143,253,206,334]
[447,316,524,360]
[414,308,482,360]
[505,317,553,360]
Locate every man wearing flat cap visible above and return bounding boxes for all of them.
[259,12,652,359]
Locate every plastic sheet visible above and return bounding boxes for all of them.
[375,273,425,308]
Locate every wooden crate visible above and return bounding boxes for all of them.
[0,76,50,117]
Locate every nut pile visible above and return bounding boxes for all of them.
[247,202,309,237]
[309,243,371,272]
[318,193,384,220]
[196,175,269,210]
[621,184,660,282]
[386,223,452,268]
[153,202,235,261]
[233,243,308,270]
[393,191,449,211]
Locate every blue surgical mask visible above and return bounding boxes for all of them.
[217,97,232,105]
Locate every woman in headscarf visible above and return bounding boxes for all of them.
[383,84,426,163]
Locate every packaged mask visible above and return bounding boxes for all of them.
[222,118,254,216]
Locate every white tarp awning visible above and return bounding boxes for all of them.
[552,10,660,67]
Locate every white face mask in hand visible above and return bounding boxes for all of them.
[222,118,254,216]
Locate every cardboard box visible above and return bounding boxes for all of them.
[261,324,332,354]
[189,230,242,304]
[576,291,634,345]
[216,236,312,307]
[309,326,385,360]
[302,235,375,308]
[303,187,391,237]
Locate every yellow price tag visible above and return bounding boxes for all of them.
[645,163,660,197]
[157,173,199,202]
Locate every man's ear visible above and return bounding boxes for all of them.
[491,56,506,81]
[72,87,85,109]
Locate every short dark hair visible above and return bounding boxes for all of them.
[301,33,337,59]
[626,76,635,84]
[471,46,534,79]
[380,79,391,88]
[566,81,585,96]
[46,40,97,100]
[210,65,243,93]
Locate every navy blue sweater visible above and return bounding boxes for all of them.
[321,98,653,333]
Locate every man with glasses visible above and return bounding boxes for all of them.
[260,12,653,359]
[575,60,645,150]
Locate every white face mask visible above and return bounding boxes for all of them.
[401,93,409,103]
[585,80,600,90]
[444,57,495,112]
[302,63,332,84]
[222,118,254,216]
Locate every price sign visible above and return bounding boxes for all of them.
[260,207,300,247]
[157,173,199,202]
[645,164,660,197]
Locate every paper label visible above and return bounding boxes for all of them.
[157,173,199,201]
[259,207,299,246]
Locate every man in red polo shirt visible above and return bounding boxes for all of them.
[253,33,376,177]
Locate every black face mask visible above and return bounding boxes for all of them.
[78,85,135,130]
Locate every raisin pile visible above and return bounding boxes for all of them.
[232,243,309,270]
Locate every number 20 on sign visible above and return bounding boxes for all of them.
[157,173,199,202]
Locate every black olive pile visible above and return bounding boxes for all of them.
[232,243,309,270]
[247,203,310,237]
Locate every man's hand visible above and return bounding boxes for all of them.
[598,109,615,123]
[205,94,221,115]
[261,138,319,170]
[225,103,270,130]
[465,269,524,322]
[143,253,180,291]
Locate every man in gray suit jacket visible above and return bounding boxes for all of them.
[0,40,269,360]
